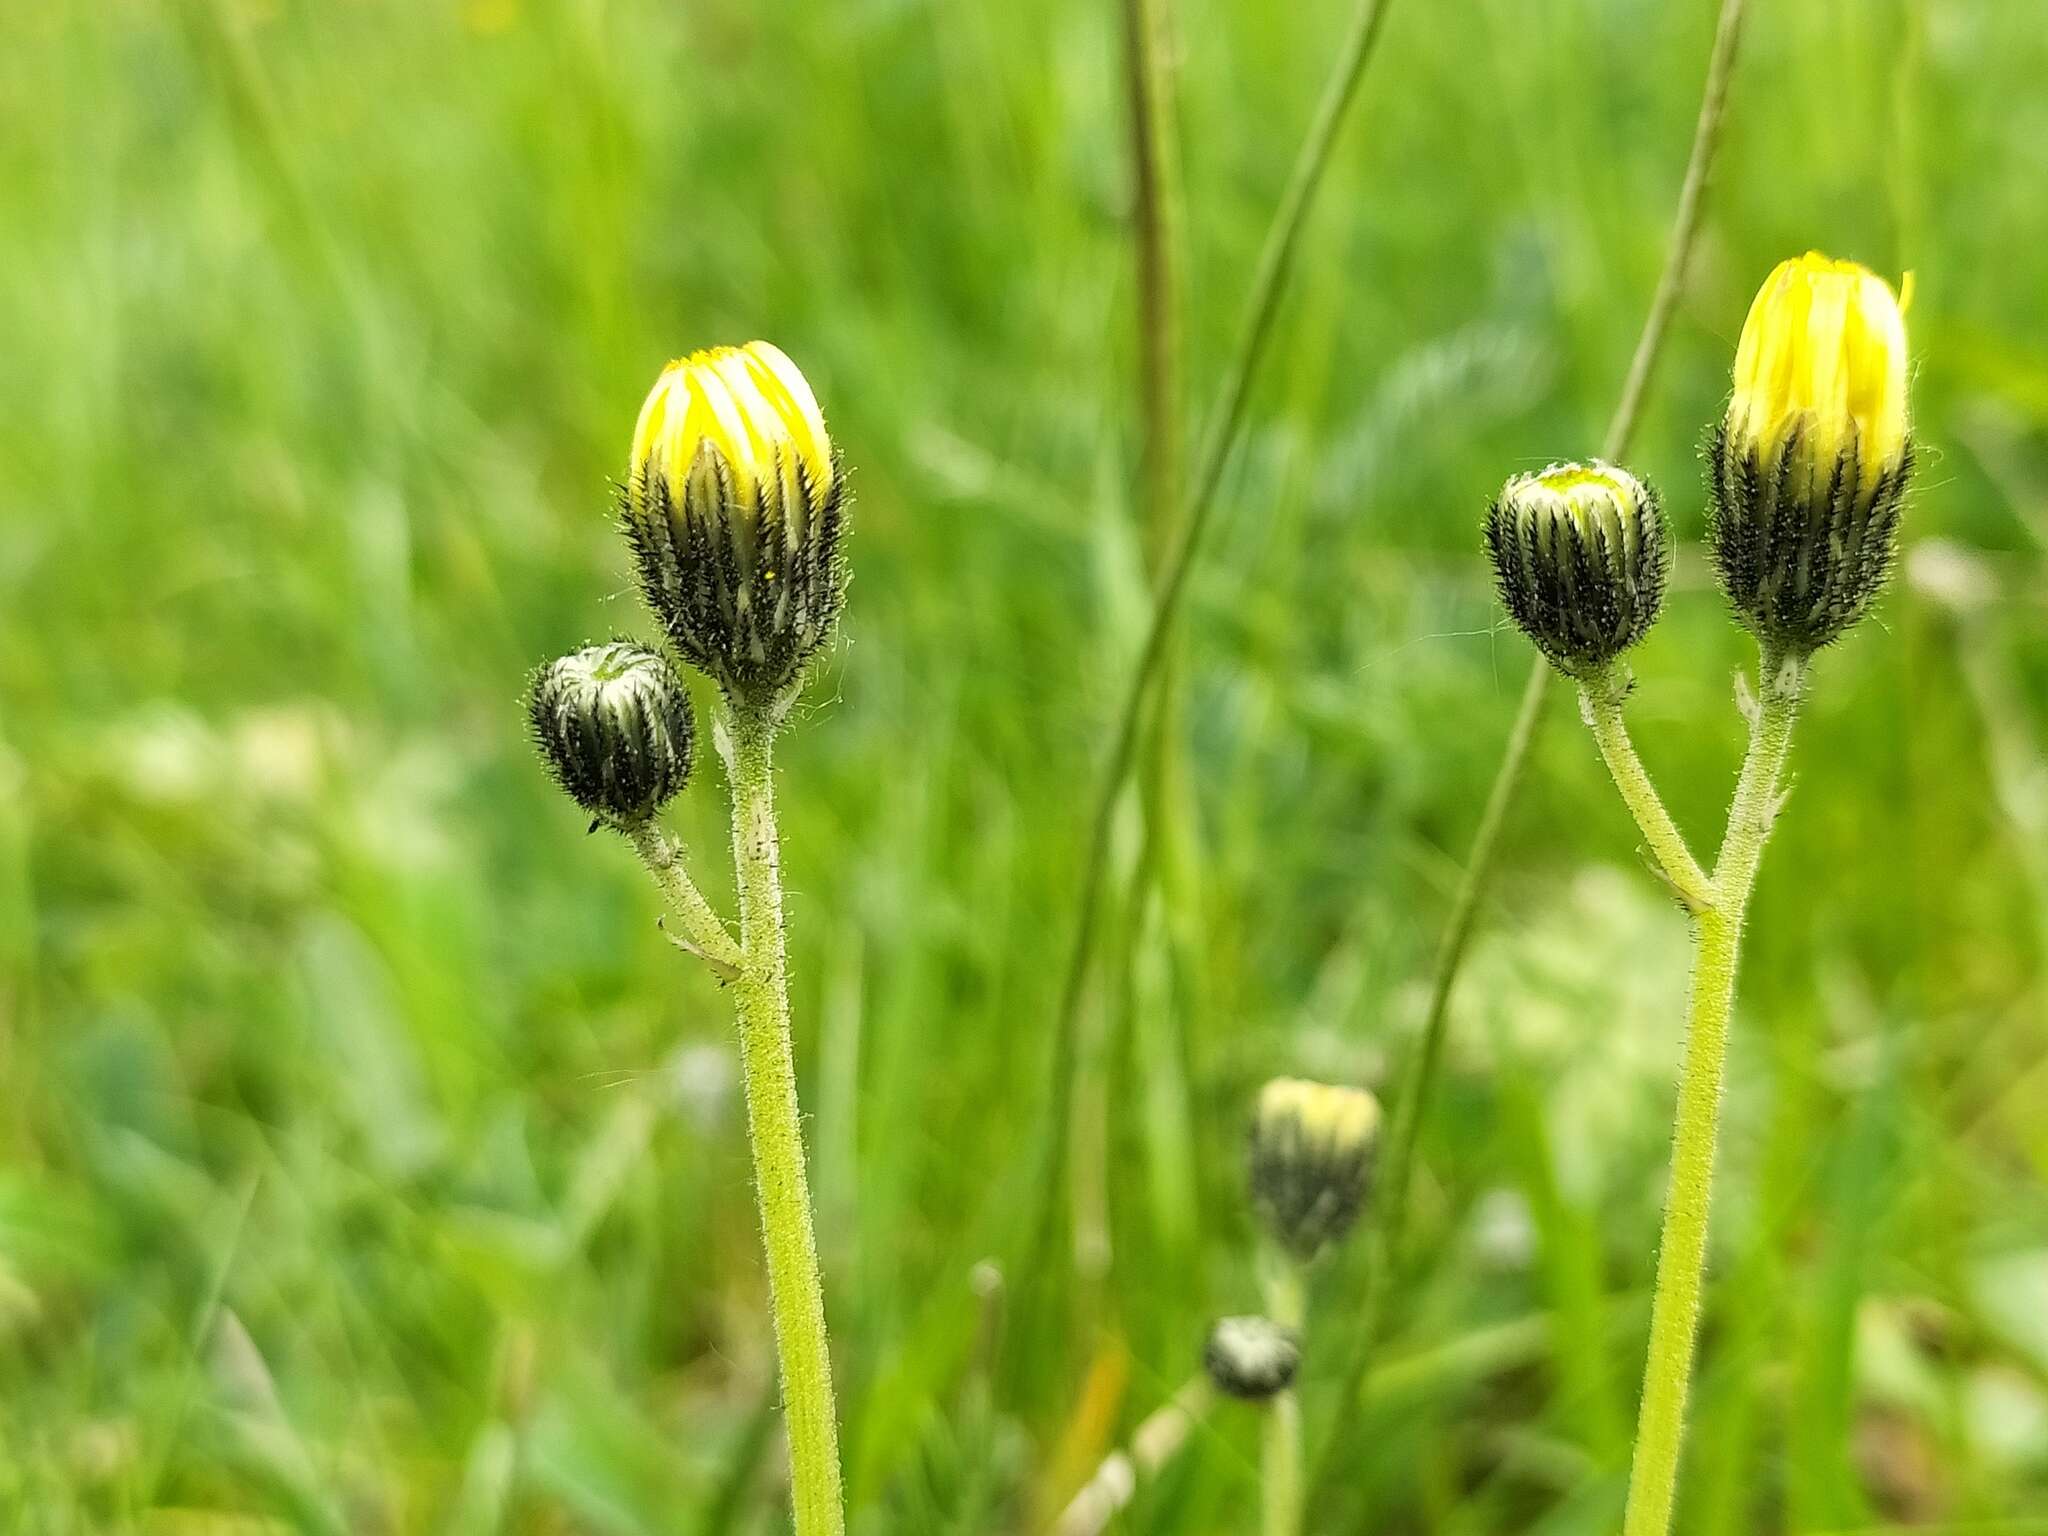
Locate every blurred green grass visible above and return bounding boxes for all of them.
[2,0,2047,1529]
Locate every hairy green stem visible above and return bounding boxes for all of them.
[1622,649,1802,1536]
[1030,0,1401,1297]
[627,822,744,974]
[726,709,844,1536]
[1580,678,1715,912]
[1262,1390,1303,1536]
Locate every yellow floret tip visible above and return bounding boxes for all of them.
[1257,1077,1381,1153]
[1728,251,1909,494]
[630,341,834,509]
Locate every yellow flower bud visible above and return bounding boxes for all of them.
[623,342,848,704]
[1247,1078,1381,1262]
[1711,253,1915,653]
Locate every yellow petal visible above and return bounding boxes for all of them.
[741,340,834,492]
[629,365,681,484]
[1726,251,1909,492]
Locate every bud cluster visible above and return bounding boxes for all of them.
[529,339,847,826]
[1485,251,1913,669]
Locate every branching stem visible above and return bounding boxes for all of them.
[1260,1260,1307,1536]
[1307,0,1750,1513]
[1261,1391,1303,1536]
[1621,648,1803,1536]
[1580,676,1715,913]
[627,822,744,975]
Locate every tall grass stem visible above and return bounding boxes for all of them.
[1033,0,1400,1293]
[1121,0,1183,564]
[1071,0,1186,1284]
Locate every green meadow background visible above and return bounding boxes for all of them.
[4,0,2047,1529]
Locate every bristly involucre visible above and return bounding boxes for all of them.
[1203,1315,1302,1401]
[1485,460,1669,678]
[529,641,696,825]
[1707,422,1912,652]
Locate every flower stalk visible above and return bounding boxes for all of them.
[531,337,850,1536]
[725,704,845,1536]
[1261,1387,1303,1536]
[1259,1263,1307,1536]
[625,821,744,976]
[1577,678,1713,914]
[1618,651,1802,1536]
[1477,238,1909,1536]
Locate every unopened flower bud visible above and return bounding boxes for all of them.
[1247,1078,1381,1263]
[529,642,695,825]
[623,342,848,706]
[1485,460,1668,678]
[1203,1315,1301,1401]
[1711,252,1914,653]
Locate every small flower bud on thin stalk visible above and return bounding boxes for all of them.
[1204,1316,1302,1402]
[1248,1078,1382,1265]
[526,643,739,976]
[529,642,695,825]
[1710,251,1913,653]
[623,342,848,710]
[1485,460,1669,682]
[1208,1303,1309,1536]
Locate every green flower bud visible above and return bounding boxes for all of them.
[623,342,849,707]
[1203,1315,1302,1401]
[1484,460,1669,678]
[529,642,695,825]
[1247,1078,1381,1263]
